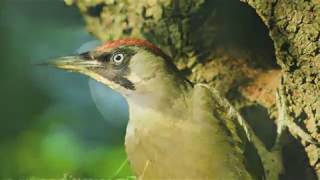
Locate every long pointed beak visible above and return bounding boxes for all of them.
[42,54,122,90]
[44,55,102,72]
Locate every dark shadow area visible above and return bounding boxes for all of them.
[86,2,106,17]
[244,142,265,179]
[190,0,279,69]
[281,135,317,180]
[241,104,277,150]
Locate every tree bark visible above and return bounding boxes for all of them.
[242,0,320,178]
[65,0,320,179]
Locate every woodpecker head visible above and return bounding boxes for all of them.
[50,39,183,97]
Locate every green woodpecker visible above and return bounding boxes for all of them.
[49,39,284,179]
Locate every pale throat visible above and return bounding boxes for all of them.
[125,78,192,125]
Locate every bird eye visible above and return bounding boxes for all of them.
[111,53,125,65]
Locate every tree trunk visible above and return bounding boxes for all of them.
[65,0,320,179]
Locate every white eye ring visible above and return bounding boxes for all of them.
[112,53,125,64]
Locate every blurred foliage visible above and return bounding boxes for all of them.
[0,0,132,178]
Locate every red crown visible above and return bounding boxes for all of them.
[96,38,169,59]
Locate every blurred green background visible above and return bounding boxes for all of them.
[0,0,133,178]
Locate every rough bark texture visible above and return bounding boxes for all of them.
[65,0,319,179]
[242,0,320,178]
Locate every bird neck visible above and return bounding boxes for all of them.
[125,74,192,116]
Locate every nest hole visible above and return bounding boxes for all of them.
[190,0,316,179]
